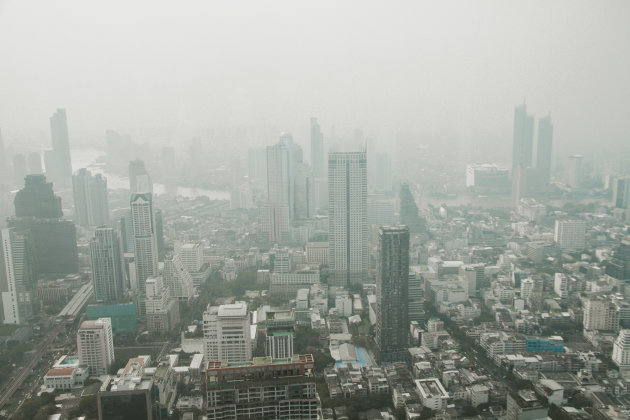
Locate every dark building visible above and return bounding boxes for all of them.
[90,227,125,303]
[72,169,109,227]
[536,115,553,185]
[399,183,424,235]
[375,226,410,363]
[14,174,63,219]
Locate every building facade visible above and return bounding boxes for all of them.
[90,227,125,304]
[203,302,252,363]
[77,318,115,376]
[72,168,109,227]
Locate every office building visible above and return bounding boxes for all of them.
[328,151,368,286]
[163,252,194,301]
[266,328,295,359]
[258,201,289,244]
[203,302,251,363]
[465,164,509,192]
[175,242,203,272]
[129,160,153,194]
[206,354,319,420]
[373,152,393,192]
[0,228,35,324]
[87,303,138,334]
[47,109,73,188]
[90,227,125,304]
[306,241,328,266]
[77,318,115,376]
[553,273,568,300]
[565,154,584,188]
[536,115,553,185]
[310,117,325,178]
[131,193,159,296]
[584,296,619,332]
[408,273,425,325]
[97,355,156,420]
[72,168,109,227]
[554,219,586,251]
[375,226,409,363]
[14,174,62,219]
[145,276,179,333]
[43,356,89,391]
[612,176,630,210]
[511,103,534,178]
[266,133,303,220]
[612,330,630,371]
[399,183,424,235]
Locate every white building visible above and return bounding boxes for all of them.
[175,242,204,272]
[328,152,368,286]
[203,302,252,363]
[163,253,194,301]
[612,329,630,373]
[554,220,586,252]
[415,378,449,411]
[0,228,34,324]
[584,296,619,332]
[77,318,115,376]
[259,201,290,243]
[554,273,569,299]
[468,384,489,407]
[306,242,328,266]
[131,193,159,297]
[43,355,89,390]
[145,276,180,333]
[521,278,535,300]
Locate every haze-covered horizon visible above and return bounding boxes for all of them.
[1,0,629,160]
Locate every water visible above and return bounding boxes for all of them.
[71,148,230,200]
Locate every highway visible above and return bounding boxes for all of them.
[0,324,63,410]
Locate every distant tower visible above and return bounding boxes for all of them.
[310,118,325,178]
[129,160,153,194]
[399,183,424,234]
[0,228,35,324]
[72,169,109,227]
[612,176,630,210]
[14,174,63,219]
[48,109,73,187]
[511,103,534,178]
[328,151,368,286]
[536,115,553,185]
[12,154,27,186]
[565,155,584,188]
[27,152,43,174]
[131,193,159,296]
[375,226,409,363]
[90,227,125,304]
[266,133,303,220]
[613,330,630,374]
[0,129,6,181]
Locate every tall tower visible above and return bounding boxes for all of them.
[131,193,159,296]
[266,133,303,220]
[72,169,109,227]
[328,151,368,286]
[0,228,35,324]
[511,103,534,178]
[90,227,125,304]
[536,115,553,185]
[49,109,73,187]
[129,160,153,194]
[310,118,325,178]
[375,226,409,363]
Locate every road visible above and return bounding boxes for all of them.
[0,324,64,410]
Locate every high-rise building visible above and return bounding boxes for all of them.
[73,169,109,227]
[310,117,325,178]
[203,302,251,363]
[247,147,268,181]
[0,228,35,324]
[206,354,319,420]
[408,272,425,326]
[612,176,630,210]
[145,276,179,332]
[77,318,115,376]
[174,242,203,272]
[129,160,153,194]
[27,152,43,174]
[373,152,393,192]
[399,183,424,235]
[258,201,289,244]
[328,151,368,286]
[163,253,194,301]
[266,133,304,220]
[48,109,73,188]
[612,330,630,371]
[90,227,125,304]
[131,193,159,296]
[554,219,586,251]
[14,174,62,219]
[155,209,164,261]
[511,103,534,178]
[584,296,619,332]
[565,154,584,188]
[12,154,27,186]
[375,226,409,363]
[536,115,553,185]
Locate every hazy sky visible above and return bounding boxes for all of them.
[1,0,629,158]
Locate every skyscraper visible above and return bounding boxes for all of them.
[612,176,630,210]
[203,302,252,363]
[129,159,153,194]
[258,201,290,244]
[0,228,35,324]
[266,133,304,220]
[14,174,63,219]
[163,252,194,301]
[77,318,115,376]
[554,219,586,251]
[131,193,159,296]
[328,151,368,286]
[73,169,109,227]
[565,154,584,188]
[536,115,553,185]
[310,117,325,178]
[612,330,630,372]
[0,129,6,181]
[511,103,534,178]
[90,227,125,304]
[48,109,73,188]
[375,226,409,363]
[399,183,424,235]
